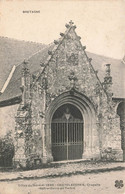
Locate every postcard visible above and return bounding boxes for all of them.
[0,0,125,194]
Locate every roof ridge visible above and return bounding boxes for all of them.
[0,44,48,94]
[86,51,122,61]
[16,45,48,67]
[0,36,45,45]
[0,36,122,61]
[1,44,54,91]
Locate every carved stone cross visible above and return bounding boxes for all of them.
[69,20,74,26]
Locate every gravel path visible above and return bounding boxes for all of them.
[0,161,125,181]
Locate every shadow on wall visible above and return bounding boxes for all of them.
[117,101,125,161]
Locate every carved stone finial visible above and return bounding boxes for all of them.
[105,64,111,77]
[89,58,92,62]
[40,62,45,67]
[77,36,81,40]
[73,25,76,29]
[103,64,112,84]
[32,74,36,80]
[69,20,74,26]
[65,23,70,28]
[22,59,29,75]
[83,46,86,50]
[60,32,65,37]
[95,70,98,75]
[48,50,53,55]
[54,40,59,45]
[66,21,76,29]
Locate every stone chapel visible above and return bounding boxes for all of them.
[0,21,125,168]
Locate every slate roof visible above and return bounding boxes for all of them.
[0,37,46,91]
[87,52,125,99]
[0,43,54,104]
[0,37,124,105]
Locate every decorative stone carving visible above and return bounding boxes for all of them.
[42,74,48,90]
[60,32,65,37]
[40,62,45,67]
[48,50,53,55]
[68,71,78,89]
[65,23,70,28]
[83,46,86,50]
[69,20,74,25]
[54,40,59,45]
[77,36,81,40]
[89,58,92,62]
[66,53,79,66]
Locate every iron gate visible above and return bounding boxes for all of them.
[51,119,83,161]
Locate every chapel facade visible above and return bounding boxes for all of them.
[0,21,124,168]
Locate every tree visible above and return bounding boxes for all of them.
[0,131,14,167]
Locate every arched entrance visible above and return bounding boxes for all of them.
[51,103,84,161]
[45,90,100,163]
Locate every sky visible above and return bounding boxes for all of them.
[0,0,125,59]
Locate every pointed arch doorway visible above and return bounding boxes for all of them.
[51,103,84,161]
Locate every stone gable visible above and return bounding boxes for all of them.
[13,21,123,168]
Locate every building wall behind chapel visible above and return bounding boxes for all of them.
[0,104,19,137]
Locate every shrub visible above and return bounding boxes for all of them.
[101,147,116,161]
[0,131,14,167]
